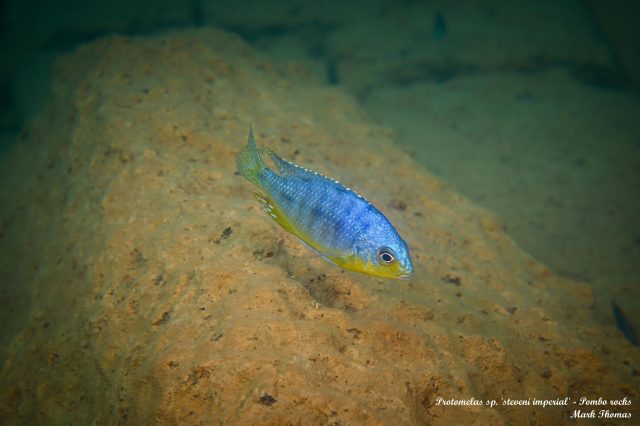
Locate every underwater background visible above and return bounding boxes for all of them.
[0,0,638,424]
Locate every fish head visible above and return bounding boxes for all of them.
[353,232,414,280]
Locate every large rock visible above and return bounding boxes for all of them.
[0,28,637,425]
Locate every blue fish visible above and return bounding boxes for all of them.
[236,126,413,279]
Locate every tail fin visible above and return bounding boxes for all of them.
[236,125,265,187]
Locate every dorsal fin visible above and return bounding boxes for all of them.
[264,148,310,177]
[266,148,372,205]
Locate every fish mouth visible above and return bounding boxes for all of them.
[397,273,413,280]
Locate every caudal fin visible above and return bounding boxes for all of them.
[236,125,265,187]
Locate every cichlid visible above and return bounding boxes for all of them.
[236,126,413,280]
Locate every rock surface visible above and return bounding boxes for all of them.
[0,28,637,425]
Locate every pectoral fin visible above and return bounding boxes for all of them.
[325,253,359,270]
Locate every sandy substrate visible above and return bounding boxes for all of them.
[0,28,638,425]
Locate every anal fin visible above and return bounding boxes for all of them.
[253,192,299,236]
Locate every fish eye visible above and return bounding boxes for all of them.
[377,247,396,265]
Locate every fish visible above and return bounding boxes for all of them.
[236,126,414,280]
[433,12,447,41]
[612,301,638,346]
